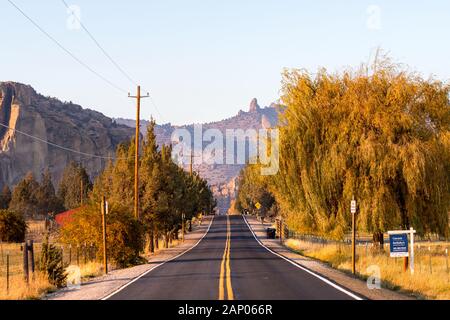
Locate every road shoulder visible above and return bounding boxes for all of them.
[46,216,213,300]
[244,215,416,300]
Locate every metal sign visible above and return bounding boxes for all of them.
[389,234,409,257]
[255,202,261,210]
[350,200,357,214]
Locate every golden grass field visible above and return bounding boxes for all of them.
[285,238,450,300]
[0,221,192,300]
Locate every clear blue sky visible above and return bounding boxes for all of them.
[1,0,449,125]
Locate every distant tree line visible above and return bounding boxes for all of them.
[1,121,216,264]
[236,56,450,246]
[59,120,216,267]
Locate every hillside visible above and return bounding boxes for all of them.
[0,82,279,213]
[0,82,134,189]
[115,98,280,214]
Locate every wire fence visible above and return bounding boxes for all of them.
[0,240,100,296]
[279,224,450,278]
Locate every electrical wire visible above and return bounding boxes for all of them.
[61,0,138,87]
[0,122,126,160]
[7,0,127,94]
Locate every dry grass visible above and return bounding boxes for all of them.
[0,272,54,300]
[285,238,450,300]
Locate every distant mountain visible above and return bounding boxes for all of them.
[0,82,134,189]
[0,81,280,213]
[115,98,280,214]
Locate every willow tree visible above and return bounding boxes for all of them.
[273,60,450,242]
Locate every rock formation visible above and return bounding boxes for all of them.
[0,82,134,189]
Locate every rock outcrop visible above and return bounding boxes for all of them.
[0,81,281,214]
[115,98,280,214]
[0,82,134,189]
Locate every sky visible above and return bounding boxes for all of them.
[1,0,449,125]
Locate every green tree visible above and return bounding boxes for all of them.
[58,162,92,210]
[9,172,39,218]
[236,165,276,217]
[0,210,27,242]
[35,170,63,216]
[0,186,12,209]
[39,234,67,287]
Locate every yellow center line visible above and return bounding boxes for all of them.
[219,215,234,300]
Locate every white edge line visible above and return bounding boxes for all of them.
[101,216,215,300]
[242,215,364,301]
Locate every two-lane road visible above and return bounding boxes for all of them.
[107,215,361,300]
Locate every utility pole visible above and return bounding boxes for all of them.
[128,86,149,220]
[351,196,357,275]
[190,149,194,176]
[101,196,108,274]
[80,178,84,206]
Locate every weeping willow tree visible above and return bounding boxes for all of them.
[271,58,450,242]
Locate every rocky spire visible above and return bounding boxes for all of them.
[249,98,260,112]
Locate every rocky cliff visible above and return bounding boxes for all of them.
[115,98,280,214]
[0,82,134,189]
[0,81,280,214]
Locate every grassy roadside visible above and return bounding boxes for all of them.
[285,238,450,300]
[0,219,204,300]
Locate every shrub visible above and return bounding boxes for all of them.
[0,210,27,242]
[38,235,67,288]
[59,204,145,268]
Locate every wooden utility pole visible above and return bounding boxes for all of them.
[128,86,149,220]
[190,149,194,176]
[101,196,108,274]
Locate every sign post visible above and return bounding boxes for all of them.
[350,197,357,275]
[388,228,416,274]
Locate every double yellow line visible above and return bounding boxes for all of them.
[219,215,234,300]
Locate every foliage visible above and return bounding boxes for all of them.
[0,186,11,209]
[35,170,63,216]
[8,172,40,218]
[59,203,145,268]
[8,171,62,218]
[58,162,92,210]
[237,56,450,241]
[236,164,276,217]
[38,235,67,288]
[0,210,27,242]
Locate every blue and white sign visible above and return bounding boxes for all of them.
[389,234,409,257]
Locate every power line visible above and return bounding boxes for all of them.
[0,122,125,160]
[61,0,138,87]
[7,0,127,94]
[62,0,167,124]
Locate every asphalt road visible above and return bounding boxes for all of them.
[107,215,360,300]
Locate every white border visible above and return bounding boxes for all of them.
[101,216,215,300]
[242,215,364,300]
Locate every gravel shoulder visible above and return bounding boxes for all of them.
[244,215,417,300]
[46,216,213,300]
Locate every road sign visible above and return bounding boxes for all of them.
[389,234,409,257]
[350,200,357,214]
[388,228,416,274]
[255,202,261,210]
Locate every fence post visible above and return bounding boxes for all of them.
[6,253,9,294]
[27,240,35,274]
[22,243,29,284]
